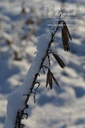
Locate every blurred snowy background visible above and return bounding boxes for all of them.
[0,0,85,128]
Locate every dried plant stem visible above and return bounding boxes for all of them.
[15,22,60,128]
[14,19,72,128]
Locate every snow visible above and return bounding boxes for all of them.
[4,33,51,128]
[0,0,85,128]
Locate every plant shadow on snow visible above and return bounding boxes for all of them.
[70,42,85,56]
[0,60,21,94]
[0,116,5,125]
[37,86,66,107]
[62,62,85,98]
[40,91,69,106]
[75,118,85,125]
[41,118,59,128]
[73,87,85,98]
[67,62,85,80]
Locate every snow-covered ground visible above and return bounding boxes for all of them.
[0,0,85,128]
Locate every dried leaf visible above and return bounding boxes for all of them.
[14,51,18,58]
[46,70,59,88]
[14,51,22,61]
[21,34,28,40]
[46,70,53,89]
[25,19,34,25]
[46,70,49,87]
[21,7,27,14]
[63,25,72,40]
[52,75,59,86]
[6,39,13,45]
[49,70,59,87]
[52,53,65,68]
[48,71,53,89]
[62,28,70,51]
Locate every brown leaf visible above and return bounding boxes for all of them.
[63,25,72,40]
[21,7,27,14]
[46,70,53,89]
[21,34,28,40]
[52,75,59,86]
[25,19,34,25]
[52,53,65,68]
[49,70,59,87]
[46,70,50,87]
[48,71,53,89]
[6,39,13,45]
[62,28,70,51]
[14,50,18,58]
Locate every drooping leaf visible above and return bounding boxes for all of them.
[46,70,53,89]
[49,70,59,87]
[52,53,65,68]
[25,18,34,25]
[48,71,53,89]
[62,27,70,51]
[52,75,59,86]
[63,25,72,40]
[46,70,50,87]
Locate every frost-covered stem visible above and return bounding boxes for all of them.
[25,23,60,101]
[14,24,60,128]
